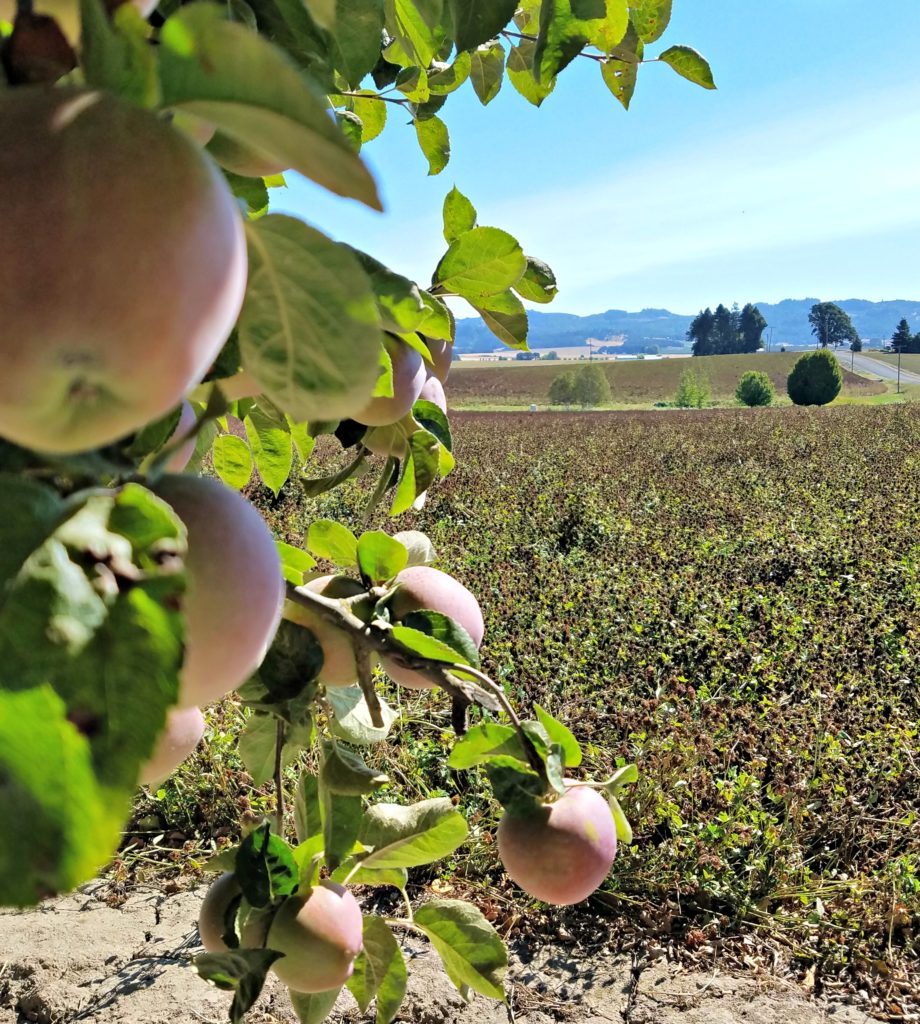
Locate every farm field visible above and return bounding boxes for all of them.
[448,352,886,408]
[182,403,920,1003]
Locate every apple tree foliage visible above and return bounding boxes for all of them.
[0,0,713,1019]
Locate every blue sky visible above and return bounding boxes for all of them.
[273,1,920,317]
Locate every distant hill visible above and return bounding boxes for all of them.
[453,298,920,354]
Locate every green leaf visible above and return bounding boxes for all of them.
[586,0,628,52]
[277,541,317,586]
[658,44,716,89]
[608,794,633,845]
[514,257,558,304]
[294,770,323,843]
[212,433,254,490]
[302,0,335,28]
[248,618,323,702]
[448,723,526,769]
[322,791,364,872]
[506,38,556,106]
[449,0,517,50]
[0,686,124,906]
[442,186,478,244]
[357,531,409,585]
[389,624,471,667]
[245,408,294,496]
[349,90,388,142]
[301,451,368,499]
[240,216,384,423]
[329,0,385,87]
[533,704,582,767]
[401,610,479,668]
[396,65,429,103]
[331,862,409,889]
[433,227,526,300]
[415,115,450,175]
[348,249,428,334]
[0,477,62,590]
[288,418,316,463]
[469,41,504,105]
[238,712,278,786]
[328,685,399,745]
[544,742,567,794]
[290,987,342,1024]
[486,759,545,814]
[384,0,444,68]
[320,740,389,796]
[347,917,407,1023]
[419,291,455,341]
[600,51,638,109]
[414,900,508,1000]
[392,530,436,567]
[235,822,299,908]
[80,0,158,107]
[224,170,271,220]
[159,4,380,207]
[195,949,283,1024]
[307,520,359,566]
[390,430,440,516]
[359,797,468,868]
[427,51,471,94]
[629,0,671,42]
[336,109,364,151]
[534,0,598,81]
[471,290,529,349]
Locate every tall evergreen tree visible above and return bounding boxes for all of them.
[739,303,768,353]
[688,308,715,356]
[891,318,913,352]
[712,304,736,354]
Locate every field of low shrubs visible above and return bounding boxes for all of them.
[448,352,885,407]
[136,405,919,993]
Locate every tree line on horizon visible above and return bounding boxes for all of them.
[688,303,767,356]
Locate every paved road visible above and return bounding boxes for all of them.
[835,351,920,385]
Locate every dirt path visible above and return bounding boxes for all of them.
[0,886,875,1024]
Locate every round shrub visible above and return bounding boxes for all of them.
[735,370,775,407]
[786,350,843,406]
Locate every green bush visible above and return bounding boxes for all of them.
[786,349,843,406]
[674,368,710,408]
[735,370,775,407]
[549,370,577,405]
[574,364,611,407]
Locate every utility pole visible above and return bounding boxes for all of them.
[898,344,902,394]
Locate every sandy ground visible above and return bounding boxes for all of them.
[0,885,879,1024]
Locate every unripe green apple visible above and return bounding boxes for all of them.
[197,872,242,953]
[258,882,363,993]
[354,339,426,428]
[206,132,286,179]
[139,705,205,786]
[153,476,284,708]
[283,575,371,687]
[380,566,484,690]
[425,338,453,383]
[497,785,617,905]
[0,87,246,455]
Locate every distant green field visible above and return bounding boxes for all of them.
[448,352,886,408]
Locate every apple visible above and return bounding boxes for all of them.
[283,575,371,688]
[153,476,283,707]
[139,705,205,786]
[251,882,363,993]
[497,785,617,905]
[0,87,246,455]
[380,566,484,690]
[197,872,242,953]
[354,339,426,428]
[425,338,453,384]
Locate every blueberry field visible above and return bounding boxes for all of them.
[139,405,920,995]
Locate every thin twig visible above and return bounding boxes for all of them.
[500,29,620,64]
[356,647,385,729]
[274,719,286,835]
[333,90,411,107]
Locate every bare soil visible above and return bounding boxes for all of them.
[0,885,877,1024]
